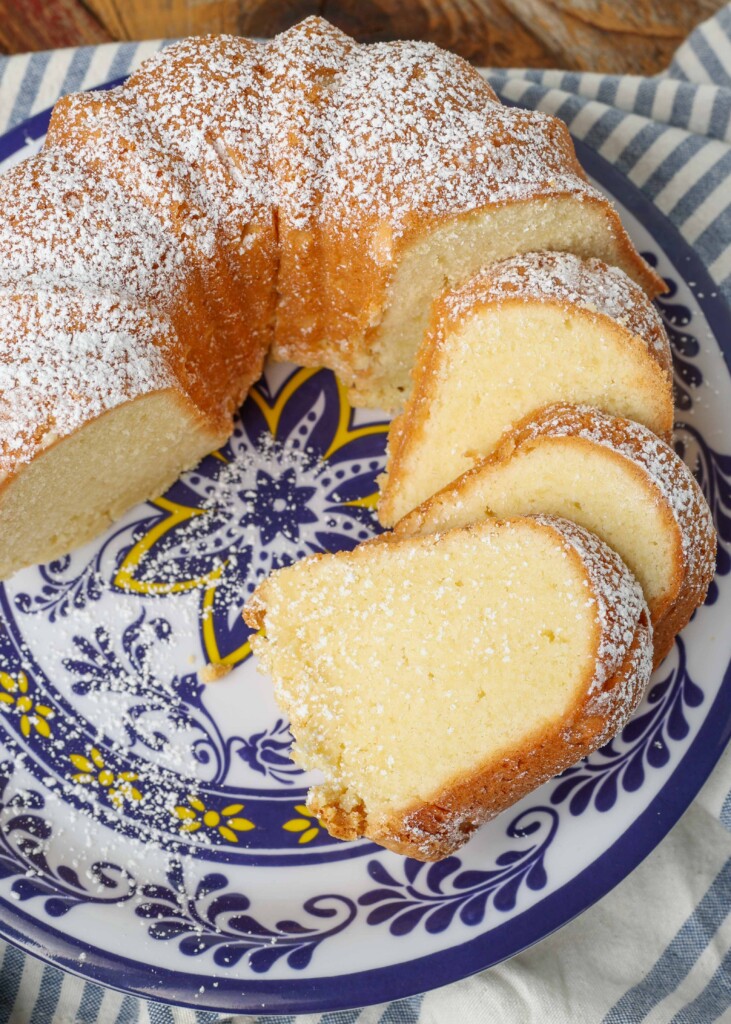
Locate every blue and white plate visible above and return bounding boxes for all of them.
[0,90,730,1015]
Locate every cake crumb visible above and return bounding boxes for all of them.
[200,662,232,684]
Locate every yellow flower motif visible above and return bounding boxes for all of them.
[283,805,322,844]
[69,748,142,809]
[173,796,254,843]
[0,671,54,739]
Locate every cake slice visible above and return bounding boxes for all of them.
[397,405,716,667]
[244,515,652,860]
[0,287,225,580]
[378,251,673,526]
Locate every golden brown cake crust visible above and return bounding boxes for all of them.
[0,22,662,525]
[259,20,663,388]
[245,514,653,861]
[379,252,675,527]
[397,403,717,668]
[312,608,651,860]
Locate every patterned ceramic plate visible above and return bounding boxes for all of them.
[0,91,730,1015]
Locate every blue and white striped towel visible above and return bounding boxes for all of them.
[1,8,731,1022]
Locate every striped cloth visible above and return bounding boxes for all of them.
[1,8,731,1022]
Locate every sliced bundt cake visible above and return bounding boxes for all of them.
[0,21,664,580]
[378,252,674,526]
[256,20,664,411]
[396,404,716,666]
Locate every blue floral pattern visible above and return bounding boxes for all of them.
[358,808,558,935]
[136,860,357,972]
[12,515,156,622]
[673,422,731,603]
[113,368,388,667]
[235,718,302,784]
[0,762,135,918]
[63,610,200,754]
[550,640,703,814]
[0,248,727,986]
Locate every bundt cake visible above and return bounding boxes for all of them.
[378,251,674,527]
[0,19,665,581]
[396,404,716,667]
[244,514,653,860]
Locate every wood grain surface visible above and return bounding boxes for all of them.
[0,0,725,73]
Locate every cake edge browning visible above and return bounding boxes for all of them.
[310,608,651,861]
[0,22,667,579]
[396,403,717,668]
[244,514,653,861]
[378,253,675,529]
[519,407,715,666]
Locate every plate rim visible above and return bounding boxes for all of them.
[0,91,729,1014]
[0,662,729,1015]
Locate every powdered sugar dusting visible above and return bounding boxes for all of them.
[126,35,272,230]
[523,405,716,598]
[0,18,614,480]
[0,289,176,472]
[442,251,671,374]
[116,19,602,238]
[263,20,597,233]
[0,149,187,309]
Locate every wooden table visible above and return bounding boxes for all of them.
[0,0,726,74]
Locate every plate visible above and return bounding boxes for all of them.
[0,88,730,1015]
